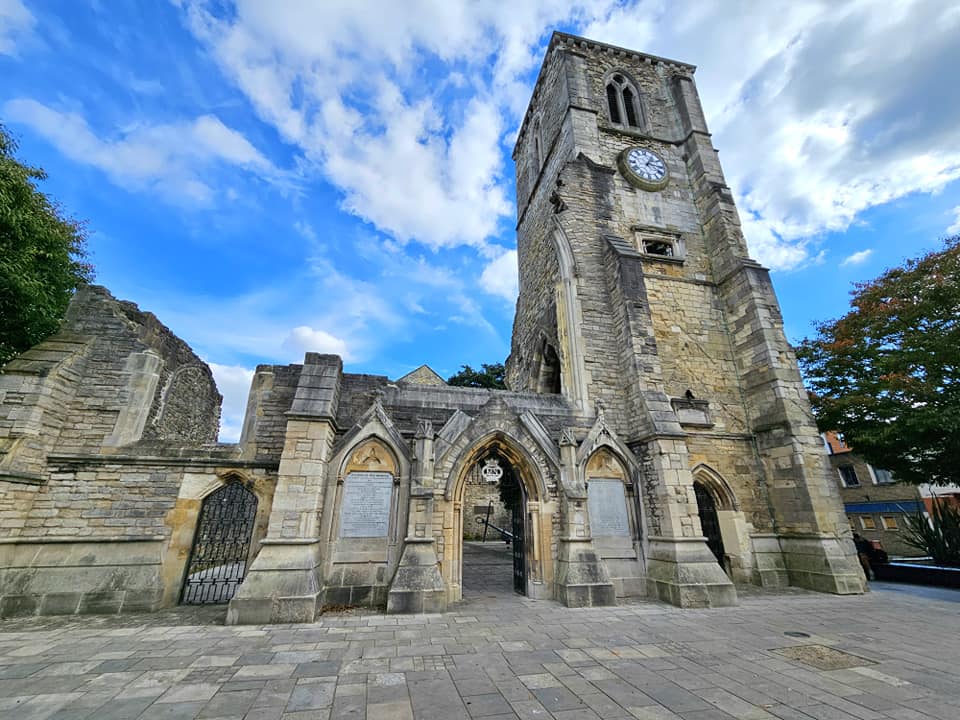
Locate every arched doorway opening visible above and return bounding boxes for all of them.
[459,452,526,597]
[693,481,725,567]
[181,479,258,604]
[449,434,550,603]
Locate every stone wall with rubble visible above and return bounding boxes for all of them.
[0,287,284,617]
[54,286,220,452]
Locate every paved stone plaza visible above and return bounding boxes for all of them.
[0,577,957,720]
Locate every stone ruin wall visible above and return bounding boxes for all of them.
[59,285,222,450]
[0,286,288,616]
[0,286,226,536]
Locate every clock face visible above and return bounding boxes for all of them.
[626,148,666,183]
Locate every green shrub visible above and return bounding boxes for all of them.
[902,500,960,566]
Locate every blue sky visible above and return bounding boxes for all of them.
[2,1,959,440]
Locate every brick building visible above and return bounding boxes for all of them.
[823,432,923,557]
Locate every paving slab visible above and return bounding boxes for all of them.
[0,583,959,719]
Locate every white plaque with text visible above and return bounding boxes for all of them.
[340,472,394,538]
[587,478,630,537]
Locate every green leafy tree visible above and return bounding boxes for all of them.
[446,362,506,389]
[0,124,92,368]
[796,237,960,486]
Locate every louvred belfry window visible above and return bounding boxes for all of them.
[606,73,644,130]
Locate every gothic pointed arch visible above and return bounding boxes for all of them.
[341,437,400,478]
[691,463,739,511]
[532,113,544,170]
[206,469,256,499]
[551,217,579,279]
[330,397,411,478]
[436,399,558,502]
[578,419,647,543]
[575,407,640,480]
[181,475,259,605]
[447,430,546,504]
[584,446,627,481]
[551,218,590,414]
[435,402,560,603]
[603,70,647,131]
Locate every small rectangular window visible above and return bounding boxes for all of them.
[642,239,674,257]
[634,228,684,262]
[860,516,876,530]
[881,516,898,530]
[873,468,894,484]
[838,465,859,487]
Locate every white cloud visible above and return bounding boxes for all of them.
[137,227,507,380]
[283,326,352,359]
[948,206,960,235]
[144,284,364,368]
[2,98,286,205]
[0,0,33,55]
[293,220,318,242]
[179,0,619,252]
[480,250,519,302]
[10,0,957,383]
[207,362,254,442]
[175,1,960,272]
[584,1,960,270]
[840,249,874,267]
[324,96,511,250]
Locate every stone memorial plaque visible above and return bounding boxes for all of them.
[587,478,630,537]
[340,472,394,538]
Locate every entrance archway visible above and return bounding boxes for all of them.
[693,481,725,566]
[448,433,551,604]
[460,452,526,598]
[181,480,258,604]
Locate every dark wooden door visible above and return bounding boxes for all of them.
[694,482,725,566]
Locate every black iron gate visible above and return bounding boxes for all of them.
[694,482,725,565]
[181,481,258,604]
[511,502,526,594]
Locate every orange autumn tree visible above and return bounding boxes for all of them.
[796,236,960,486]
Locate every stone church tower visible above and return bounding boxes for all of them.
[506,32,865,602]
[0,32,864,621]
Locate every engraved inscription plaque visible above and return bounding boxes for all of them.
[587,478,630,537]
[340,472,394,538]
